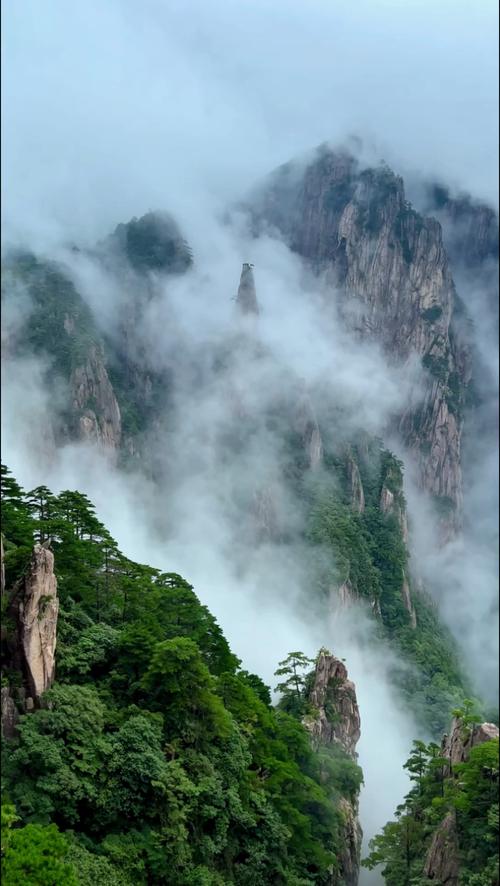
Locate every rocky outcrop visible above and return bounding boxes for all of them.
[103,211,193,275]
[423,810,460,885]
[248,147,470,532]
[441,718,499,772]
[419,183,499,270]
[17,544,59,705]
[304,650,362,885]
[346,452,365,513]
[252,487,279,540]
[1,686,19,740]
[400,571,417,628]
[334,578,357,609]
[306,651,361,756]
[337,797,362,886]
[380,482,409,545]
[71,345,122,450]
[236,263,259,315]
[292,382,323,470]
[423,718,499,881]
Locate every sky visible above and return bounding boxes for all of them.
[2,0,498,251]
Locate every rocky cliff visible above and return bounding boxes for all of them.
[2,543,59,736]
[423,717,500,884]
[1,213,191,462]
[441,716,499,773]
[247,147,471,535]
[304,650,362,886]
[18,543,59,707]
[70,344,122,450]
[236,262,259,315]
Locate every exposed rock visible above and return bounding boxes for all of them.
[1,686,19,740]
[304,650,362,885]
[249,147,470,532]
[423,811,460,885]
[236,263,259,315]
[337,797,362,886]
[401,571,417,629]
[441,718,499,771]
[380,482,409,545]
[305,651,361,759]
[346,453,365,513]
[335,578,357,609]
[380,484,395,514]
[292,382,323,469]
[71,345,122,450]
[252,487,279,541]
[423,717,500,881]
[18,544,59,704]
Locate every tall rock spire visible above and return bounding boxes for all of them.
[236,263,259,315]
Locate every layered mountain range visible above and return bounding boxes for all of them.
[1,143,498,884]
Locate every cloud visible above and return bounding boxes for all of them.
[1,0,497,872]
[1,223,425,869]
[2,0,498,254]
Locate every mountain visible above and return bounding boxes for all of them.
[363,707,499,884]
[1,466,363,886]
[1,144,498,884]
[243,145,480,538]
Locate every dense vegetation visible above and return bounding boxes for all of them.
[1,465,362,885]
[363,703,499,885]
[282,432,472,737]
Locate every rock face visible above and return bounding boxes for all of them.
[292,382,323,470]
[304,650,362,885]
[18,544,59,705]
[423,811,460,885]
[306,651,361,756]
[71,345,122,450]
[423,718,500,882]
[251,487,279,541]
[441,718,500,772]
[346,452,365,513]
[248,147,470,533]
[401,571,417,629]
[1,686,19,740]
[236,263,259,315]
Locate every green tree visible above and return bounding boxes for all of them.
[1,819,77,886]
[275,651,314,705]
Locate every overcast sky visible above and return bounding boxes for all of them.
[2,0,498,248]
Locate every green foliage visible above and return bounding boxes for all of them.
[306,445,468,736]
[3,252,100,381]
[111,212,193,274]
[1,467,362,885]
[363,732,499,885]
[1,809,77,886]
[421,305,443,323]
[275,651,315,716]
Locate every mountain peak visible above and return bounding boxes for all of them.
[236,262,259,315]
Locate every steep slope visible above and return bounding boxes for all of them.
[1,466,364,886]
[364,706,499,884]
[245,146,472,536]
[1,251,122,451]
[304,650,362,886]
[1,212,192,463]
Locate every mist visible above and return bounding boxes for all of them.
[2,0,498,254]
[2,226,426,884]
[2,1,498,881]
